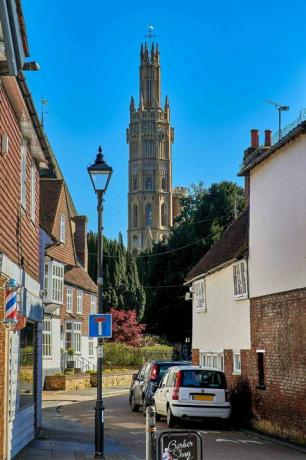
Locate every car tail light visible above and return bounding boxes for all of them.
[225,389,230,402]
[172,371,182,400]
[150,364,158,380]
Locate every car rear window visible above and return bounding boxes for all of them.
[181,370,227,389]
[157,364,173,378]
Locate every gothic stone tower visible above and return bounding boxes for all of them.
[127,43,175,255]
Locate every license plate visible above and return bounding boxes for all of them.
[193,394,214,401]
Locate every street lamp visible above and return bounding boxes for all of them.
[88,145,113,459]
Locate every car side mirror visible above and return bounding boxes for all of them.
[132,373,139,382]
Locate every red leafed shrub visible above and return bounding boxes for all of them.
[110,308,146,346]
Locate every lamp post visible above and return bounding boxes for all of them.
[88,146,113,459]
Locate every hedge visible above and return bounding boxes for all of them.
[103,343,174,367]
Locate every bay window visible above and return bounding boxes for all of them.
[44,260,64,304]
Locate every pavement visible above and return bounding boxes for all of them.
[15,387,141,460]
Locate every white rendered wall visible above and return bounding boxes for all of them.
[249,135,306,297]
[192,263,251,351]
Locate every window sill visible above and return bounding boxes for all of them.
[256,385,266,390]
[196,308,207,313]
[232,371,241,376]
[234,295,248,301]
[42,356,53,360]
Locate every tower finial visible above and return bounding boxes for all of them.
[130,96,135,111]
[145,25,156,46]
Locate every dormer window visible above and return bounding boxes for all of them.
[60,214,65,243]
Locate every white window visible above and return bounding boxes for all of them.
[20,143,27,208]
[91,295,97,314]
[42,319,52,357]
[88,338,94,357]
[65,321,82,353]
[233,351,241,374]
[66,287,73,312]
[60,214,65,243]
[233,260,248,299]
[201,352,224,370]
[193,279,206,311]
[44,261,64,304]
[74,322,81,353]
[77,290,83,314]
[31,159,36,221]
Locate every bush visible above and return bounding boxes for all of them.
[103,343,173,367]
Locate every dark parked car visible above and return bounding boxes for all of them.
[129,360,191,413]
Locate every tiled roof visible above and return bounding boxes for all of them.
[40,179,64,237]
[65,264,98,294]
[185,209,249,283]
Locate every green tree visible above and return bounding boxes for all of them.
[138,181,245,342]
[87,232,146,318]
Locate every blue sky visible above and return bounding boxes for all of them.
[23,0,306,241]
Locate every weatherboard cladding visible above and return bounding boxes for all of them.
[185,209,249,282]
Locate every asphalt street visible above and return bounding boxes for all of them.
[57,393,306,460]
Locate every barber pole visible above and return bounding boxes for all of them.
[3,279,19,326]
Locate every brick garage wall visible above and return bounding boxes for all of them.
[0,84,40,281]
[247,288,306,444]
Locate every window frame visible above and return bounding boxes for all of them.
[77,290,83,315]
[42,319,52,358]
[233,260,248,299]
[66,287,73,312]
[30,159,36,222]
[44,260,64,304]
[233,351,241,375]
[200,351,224,371]
[88,338,94,357]
[60,214,66,243]
[193,279,206,311]
[20,143,27,209]
[90,295,97,314]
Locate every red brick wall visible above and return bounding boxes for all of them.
[0,84,40,281]
[61,285,97,336]
[192,348,199,365]
[246,288,306,444]
[46,186,76,266]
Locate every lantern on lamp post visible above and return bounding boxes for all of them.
[88,146,112,459]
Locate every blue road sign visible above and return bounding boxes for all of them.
[89,314,112,338]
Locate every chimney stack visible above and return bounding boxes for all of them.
[264,129,272,148]
[251,129,259,148]
[73,216,88,271]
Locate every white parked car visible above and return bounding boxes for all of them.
[153,365,231,427]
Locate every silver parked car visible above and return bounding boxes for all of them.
[153,365,231,427]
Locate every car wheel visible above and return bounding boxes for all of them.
[130,393,140,412]
[166,405,177,428]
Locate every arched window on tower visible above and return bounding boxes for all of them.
[161,203,167,226]
[145,203,152,227]
[161,176,167,191]
[132,205,138,227]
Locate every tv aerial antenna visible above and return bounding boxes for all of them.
[41,97,49,128]
[265,100,289,140]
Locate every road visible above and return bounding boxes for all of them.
[57,393,305,460]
